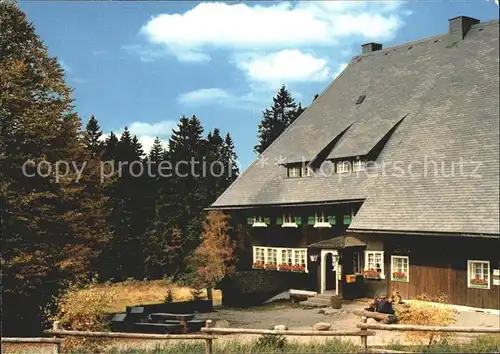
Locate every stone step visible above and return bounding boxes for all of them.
[315,293,336,300]
[299,300,329,308]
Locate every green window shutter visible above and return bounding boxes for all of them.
[308,216,315,225]
[276,217,283,225]
[343,215,351,225]
[328,216,336,225]
[247,217,254,225]
[264,217,270,225]
[295,217,302,225]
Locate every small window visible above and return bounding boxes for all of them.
[353,160,366,172]
[288,166,301,178]
[315,213,328,223]
[364,251,385,279]
[283,214,297,225]
[355,95,366,105]
[391,256,409,282]
[353,252,361,274]
[301,165,312,177]
[468,260,490,289]
[337,161,351,174]
[252,216,267,227]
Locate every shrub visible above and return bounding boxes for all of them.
[256,333,287,350]
[164,286,174,303]
[395,292,457,346]
[50,282,118,352]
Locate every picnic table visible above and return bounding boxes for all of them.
[149,313,196,333]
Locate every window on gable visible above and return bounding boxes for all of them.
[337,161,351,174]
[468,260,490,289]
[391,256,409,282]
[353,160,366,172]
[315,213,328,223]
[288,166,301,178]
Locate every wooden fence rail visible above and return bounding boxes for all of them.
[43,329,216,354]
[1,337,64,354]
[201,327,376,353]
[356,323,500,333]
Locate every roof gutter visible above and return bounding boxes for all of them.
[205,199,365,211]
[347,228,499,239]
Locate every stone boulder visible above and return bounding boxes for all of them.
[273,324,288,331]
[312,322,331,331]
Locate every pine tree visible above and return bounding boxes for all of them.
[103,131,119,162]
[1,2,111,335]
[254,85,303,154]
[82,115,104,158]
[223,133,239,185]
[149,137,165,163]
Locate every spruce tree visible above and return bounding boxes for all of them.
[149,137,164,163]
[82,115,104,158]
[103,131,119,162]
[1,2,111,335]
[254,85,304,154]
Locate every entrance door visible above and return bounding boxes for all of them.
[325,253,336,291]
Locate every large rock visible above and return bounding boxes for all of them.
[312,322,331,331]
[215,320,230,328]
[273,325,288,331]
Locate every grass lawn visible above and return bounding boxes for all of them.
[80,279,222,314]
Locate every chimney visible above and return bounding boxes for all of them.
[448,16,480,41]
[361,42,383,54]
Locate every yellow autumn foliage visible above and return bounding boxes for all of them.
[395,292,457,346]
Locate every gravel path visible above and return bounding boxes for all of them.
[111,301,500,351]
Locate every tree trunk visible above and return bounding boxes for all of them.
[207,287,213,302]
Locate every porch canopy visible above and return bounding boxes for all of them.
[308,235,366,249]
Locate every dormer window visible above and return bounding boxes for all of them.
[302,166,313,177]
[248,216,268,227]
[287,166,301,178]
[337,161,351,174]
[314,213,333,228]
[353,160,366,172]
[283,214,299,227]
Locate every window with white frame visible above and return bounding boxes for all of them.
[288,166,301,178]
[252,216,267,227]
[301,165,313,177]
[391,256,409,282]
[337,161,351,173]
[353,160,366,172]
[364,251,385,278]
[468,260,490,289]
[314,213,331,228]
[253,246,308,271]
[282,214,298,227]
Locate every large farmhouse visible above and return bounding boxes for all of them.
[211,16,499,310]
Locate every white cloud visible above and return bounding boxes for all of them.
[235,50,330,87]
[139,1,407,63]
[178,88,231,105]
[102,120,177,155]
[178,87,262,109]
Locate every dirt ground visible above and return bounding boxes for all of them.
[113,300,500,351]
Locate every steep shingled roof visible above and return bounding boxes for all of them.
[211,18,500,236]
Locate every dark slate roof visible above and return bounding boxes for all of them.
[308,235,366,249]
[212,19,500,236]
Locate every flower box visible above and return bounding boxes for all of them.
[471,278,488,287]
[252,262,265,269]
[392,271,408,282]
[290,264,306,273]
[278,264,292,272]
[264,263,278,271]
[363,269,381,280]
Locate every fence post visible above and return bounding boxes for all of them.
[204,337,213,354]
[360,316,368,353]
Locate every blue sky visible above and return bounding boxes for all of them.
[19,0,499,169]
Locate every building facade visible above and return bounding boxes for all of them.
[210,16,500,310]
